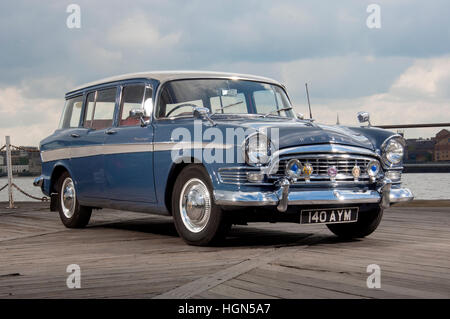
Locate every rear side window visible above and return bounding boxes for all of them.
[59,95,83,129]
[83,88,117,130]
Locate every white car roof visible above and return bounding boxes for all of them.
[69,71,283,93]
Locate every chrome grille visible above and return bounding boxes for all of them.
[218,168,248,184]
[270,154,377,182]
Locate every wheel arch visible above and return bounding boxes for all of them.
[50,162,73,193]
[164,158,213,215]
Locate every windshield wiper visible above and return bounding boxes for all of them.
[263,106,293,117]
[211,101,243,116]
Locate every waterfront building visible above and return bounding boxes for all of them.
[435,129,450,162]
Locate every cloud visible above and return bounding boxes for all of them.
[391,56,450,98]
[0,86,60,146]
[107,13,181,50]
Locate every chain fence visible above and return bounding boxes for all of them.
[1,142,49,203]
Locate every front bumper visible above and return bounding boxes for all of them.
[214,179,413,211]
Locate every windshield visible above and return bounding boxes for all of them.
[156,79,294,119]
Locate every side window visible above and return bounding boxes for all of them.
[119,85,149,126]
[83,88,117,130]
[59,95,83,129]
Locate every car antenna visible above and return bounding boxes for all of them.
[305,83,313,120]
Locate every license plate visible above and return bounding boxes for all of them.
[300,207,359,224]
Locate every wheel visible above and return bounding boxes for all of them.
[57,171,92,228]
[326,206,383,239]
[171,165,229,246]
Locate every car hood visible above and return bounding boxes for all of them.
[213,118,375,151]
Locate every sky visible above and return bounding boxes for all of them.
[0,0,449,146]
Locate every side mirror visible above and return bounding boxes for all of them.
[357,111,371,126]
[193,107,210,118]
[193,107,215,126]
[296,113,305,120]
[129,108,147,127]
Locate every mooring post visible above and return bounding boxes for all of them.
[5,136,15,209]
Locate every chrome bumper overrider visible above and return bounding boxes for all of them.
[33,176,44,187]
[214,179,414,212]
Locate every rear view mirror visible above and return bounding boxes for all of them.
[219,89,238,97]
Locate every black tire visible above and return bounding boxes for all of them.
[326,207,383,239]
[171,165,229,246]
[57,171,92,228]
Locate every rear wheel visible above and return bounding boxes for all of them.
[326,207,383,239]
[57,171,92,228]
[171,165,229,246]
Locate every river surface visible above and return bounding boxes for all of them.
[1,174,449,202]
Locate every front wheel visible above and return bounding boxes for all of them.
[327,206,383,239]
[57,172,92,228]
[171,165,229,246]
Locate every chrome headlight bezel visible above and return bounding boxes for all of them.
[243,132,272,167]
[381,135,405,168]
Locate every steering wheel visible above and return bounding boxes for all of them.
[166,103,199,117]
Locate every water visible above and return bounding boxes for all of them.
[1,174,449,202]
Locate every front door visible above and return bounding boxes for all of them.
[104,84,156,203]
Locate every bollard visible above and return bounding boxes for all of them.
[5,136,15,209]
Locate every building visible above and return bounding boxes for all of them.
[0,146,41,175]
[435,129,450,162]
[405,138,435,163]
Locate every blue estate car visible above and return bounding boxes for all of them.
[34,71,413,245]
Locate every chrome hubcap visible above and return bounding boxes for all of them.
[61,177,76,218]
[179,178,211,233]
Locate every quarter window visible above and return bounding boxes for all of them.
[59,95,83,129]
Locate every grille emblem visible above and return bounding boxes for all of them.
[352,165,361,181]
[302,163,313,181]
[327,166,338,181]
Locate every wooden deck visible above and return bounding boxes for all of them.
[0,202,449,299]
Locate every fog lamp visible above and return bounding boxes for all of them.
[367,160,380,178]
[285,159,302,180]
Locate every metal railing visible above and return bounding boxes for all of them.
[0,136,48,208]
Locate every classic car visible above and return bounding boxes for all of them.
[34,71,413,245]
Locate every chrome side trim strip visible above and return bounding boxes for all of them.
[41,142,233,163]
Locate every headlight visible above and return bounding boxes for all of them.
[383,138,404,165]
[244,133,271,166]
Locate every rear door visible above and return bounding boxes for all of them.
[104,83,156,202]
[71,87,118,199]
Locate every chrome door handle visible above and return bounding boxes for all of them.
[70,133,80,138]
[105,129,117,135]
